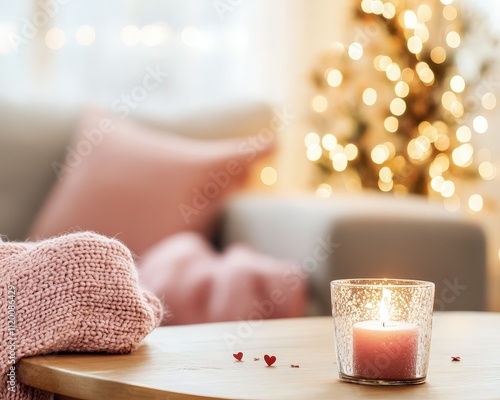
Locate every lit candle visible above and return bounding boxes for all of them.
[352,289,419,381]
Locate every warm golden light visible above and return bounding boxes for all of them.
[329,144,344,158]
[371,144,390,164]
[371,0,384,14]
[418,121,431,134]
[450,75,465,93]
[407,136,431,162]
[322,133,338,150]
[431,176,445,192]
[482,93,497,110]
[261,166,277,186]
[473,116,488,134]
[417,4,432,22]
[414,24,430,43]
[348,42,363,60]
[362,88,377,105]
[433,154,450,174]
[401,67,415,82]
[395,81,409,97]
[452,143,473,167]
[386,63,401,81]
[441,91,457,110]
[332,153,348,171]
[361,0,371,13]
[379,166,393,182]
[327,69,343,87]
[430,47,446,64]
[420,69,435,85]
[446,31,461,48]
[344,143,358,160]
[378,179,393,192]
[456,126,471,143]
[306,144,322,161]
[429,163,443,178]
[375,55,392,71]
[390,98,406,116]
[450,100,464,118]
[384,116,399,132]
[434,134,450,151]
[441,180,455,198]
[468,194,483,212]
[403,10,418,29]
[383,2,396,19]
[443,5,457,21]
[432,120,446,134]
[422,125,438,142]
[312,95,328,113]
[435,154,450,170]
[316,183,332,198]
[407,36,423,54]
[416,62,435,84]
[478,161,496,180]
[304,132,320,147]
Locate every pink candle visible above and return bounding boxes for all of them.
[353,320,418,381]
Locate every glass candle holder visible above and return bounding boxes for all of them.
[331,279,435,386]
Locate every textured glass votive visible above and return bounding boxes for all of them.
[331,279,435,386]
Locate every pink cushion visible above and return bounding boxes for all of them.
[29,109,273,255]
[138,232,307,325]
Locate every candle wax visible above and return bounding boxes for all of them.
[353,320,418,381]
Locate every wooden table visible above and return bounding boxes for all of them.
[18,312,500,399]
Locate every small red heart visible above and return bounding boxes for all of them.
[264,354,276,366]
[233,352,243,361]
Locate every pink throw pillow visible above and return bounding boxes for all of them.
[29,109,274,255]
[138,232,307,325]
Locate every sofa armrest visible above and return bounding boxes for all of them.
[221,193,487,314]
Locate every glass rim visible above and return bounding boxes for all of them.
[330,278,434,288]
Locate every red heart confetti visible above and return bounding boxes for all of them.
[264,354,276,367]
[233,352,243,361]
[451,356,461,362]
[290,364,300,368]
[254,357,260,361]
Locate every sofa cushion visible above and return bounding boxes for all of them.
[29,108,274,255]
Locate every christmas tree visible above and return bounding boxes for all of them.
[306,0,497,210]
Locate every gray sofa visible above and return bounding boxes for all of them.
[222,194,487,314]
[0,101,487,315]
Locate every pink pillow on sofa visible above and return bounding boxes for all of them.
[138,232,307,325]
[29,109,273,255]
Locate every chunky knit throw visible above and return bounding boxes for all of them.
[0,232,162,399]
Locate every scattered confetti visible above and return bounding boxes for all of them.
[451,356,461,362]
[264,354,276,367]
[233,352,243,361]
[254,357,260,361]
[291,364,300,368]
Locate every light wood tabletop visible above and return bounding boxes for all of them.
[18,312,500,400]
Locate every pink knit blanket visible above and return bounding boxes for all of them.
[0,232,162,399]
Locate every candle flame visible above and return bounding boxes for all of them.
[379,288,391,324]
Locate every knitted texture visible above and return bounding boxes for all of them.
[0,232,162,399]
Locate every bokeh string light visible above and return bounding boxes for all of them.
[306,0,498,213]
